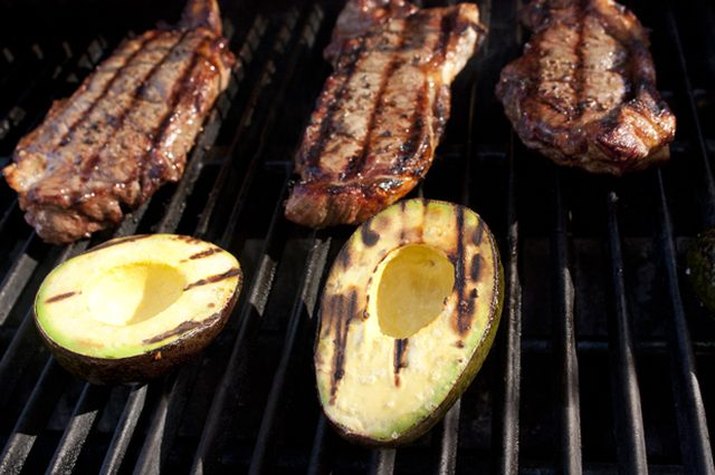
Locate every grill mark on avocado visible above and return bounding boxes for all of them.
[142,318,209,345]
[472,219,485,245]
[184,267,241,290]
[329,289,358,404]
[337,247,352,269]
[361,221,380,247]
[187,247,222,260]
[393,338,409,387]
[470,254,482,281]
[45,291,79,303]
[87,234,152,253]
[452,207,472,335]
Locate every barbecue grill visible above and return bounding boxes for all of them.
[0,0,713,473]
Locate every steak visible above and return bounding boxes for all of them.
[3,0,234,244]
[284,1,485,229]
[495,0,676,175]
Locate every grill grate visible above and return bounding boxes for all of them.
[0,0,714,473]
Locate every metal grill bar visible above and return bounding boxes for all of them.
[605,190,648,474]
[437,400,461,474]
[552,171,582,474]
[247,233,330,474]
[0,359,67,473]
[370,449,396,475]
[496,137,522,475]
[99,385,147,475]
[189,190,287,474]
[46,385,112,474]
[655,171,714,474]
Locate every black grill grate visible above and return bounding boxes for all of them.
[0,0,714,473]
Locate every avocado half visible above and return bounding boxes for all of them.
[34,234,242,385]
[315,199,504,445]
[688,227,715,315]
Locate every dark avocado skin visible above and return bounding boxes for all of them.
[688,228,715,315]
[35,290,238,385]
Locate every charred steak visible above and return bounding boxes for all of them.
[284,1,485,229]
[496,0,676,175]
[3,0,234,244]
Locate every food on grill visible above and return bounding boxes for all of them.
[324,0,418,62]
[314,199,503,444]
[3,0,235,244]
[284,1,485,228]
[34,234,241,385]
[495,0,676,175]
[688,228,715,316]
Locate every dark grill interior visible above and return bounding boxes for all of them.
[1,0,714,472]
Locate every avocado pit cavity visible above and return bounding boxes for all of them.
[375,244,455,339]
[87,262,186,327]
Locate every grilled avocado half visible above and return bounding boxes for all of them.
[315,199,504,445]
[34,234,241,385]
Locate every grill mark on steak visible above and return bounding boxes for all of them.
[59,32,161,148]
[304,37,368,176]
[343,34,407,180]
[138,36,211,191]
[393,81,428,175]
[78,31,195,182]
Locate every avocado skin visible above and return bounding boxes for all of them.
[688,228,715,315]
[35,290,238,385]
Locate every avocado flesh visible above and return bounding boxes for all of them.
[688,228,715,315]
[35,234,242,384]
[315,199,504,445]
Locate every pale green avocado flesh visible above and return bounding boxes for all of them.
[34,234,242,384]
[315,199,504,445]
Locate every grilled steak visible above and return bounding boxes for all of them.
[285,1,485,228]
[3,0,234,244]
[496,0,676,175]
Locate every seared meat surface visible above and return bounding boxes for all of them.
[285,1,484,228]
[3,0,234,244]
[324,0,418,62]
[496,0,675,175]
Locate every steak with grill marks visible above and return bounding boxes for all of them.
[496,0,676,175]
[3,0,234,244]
[284,1,485,229]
